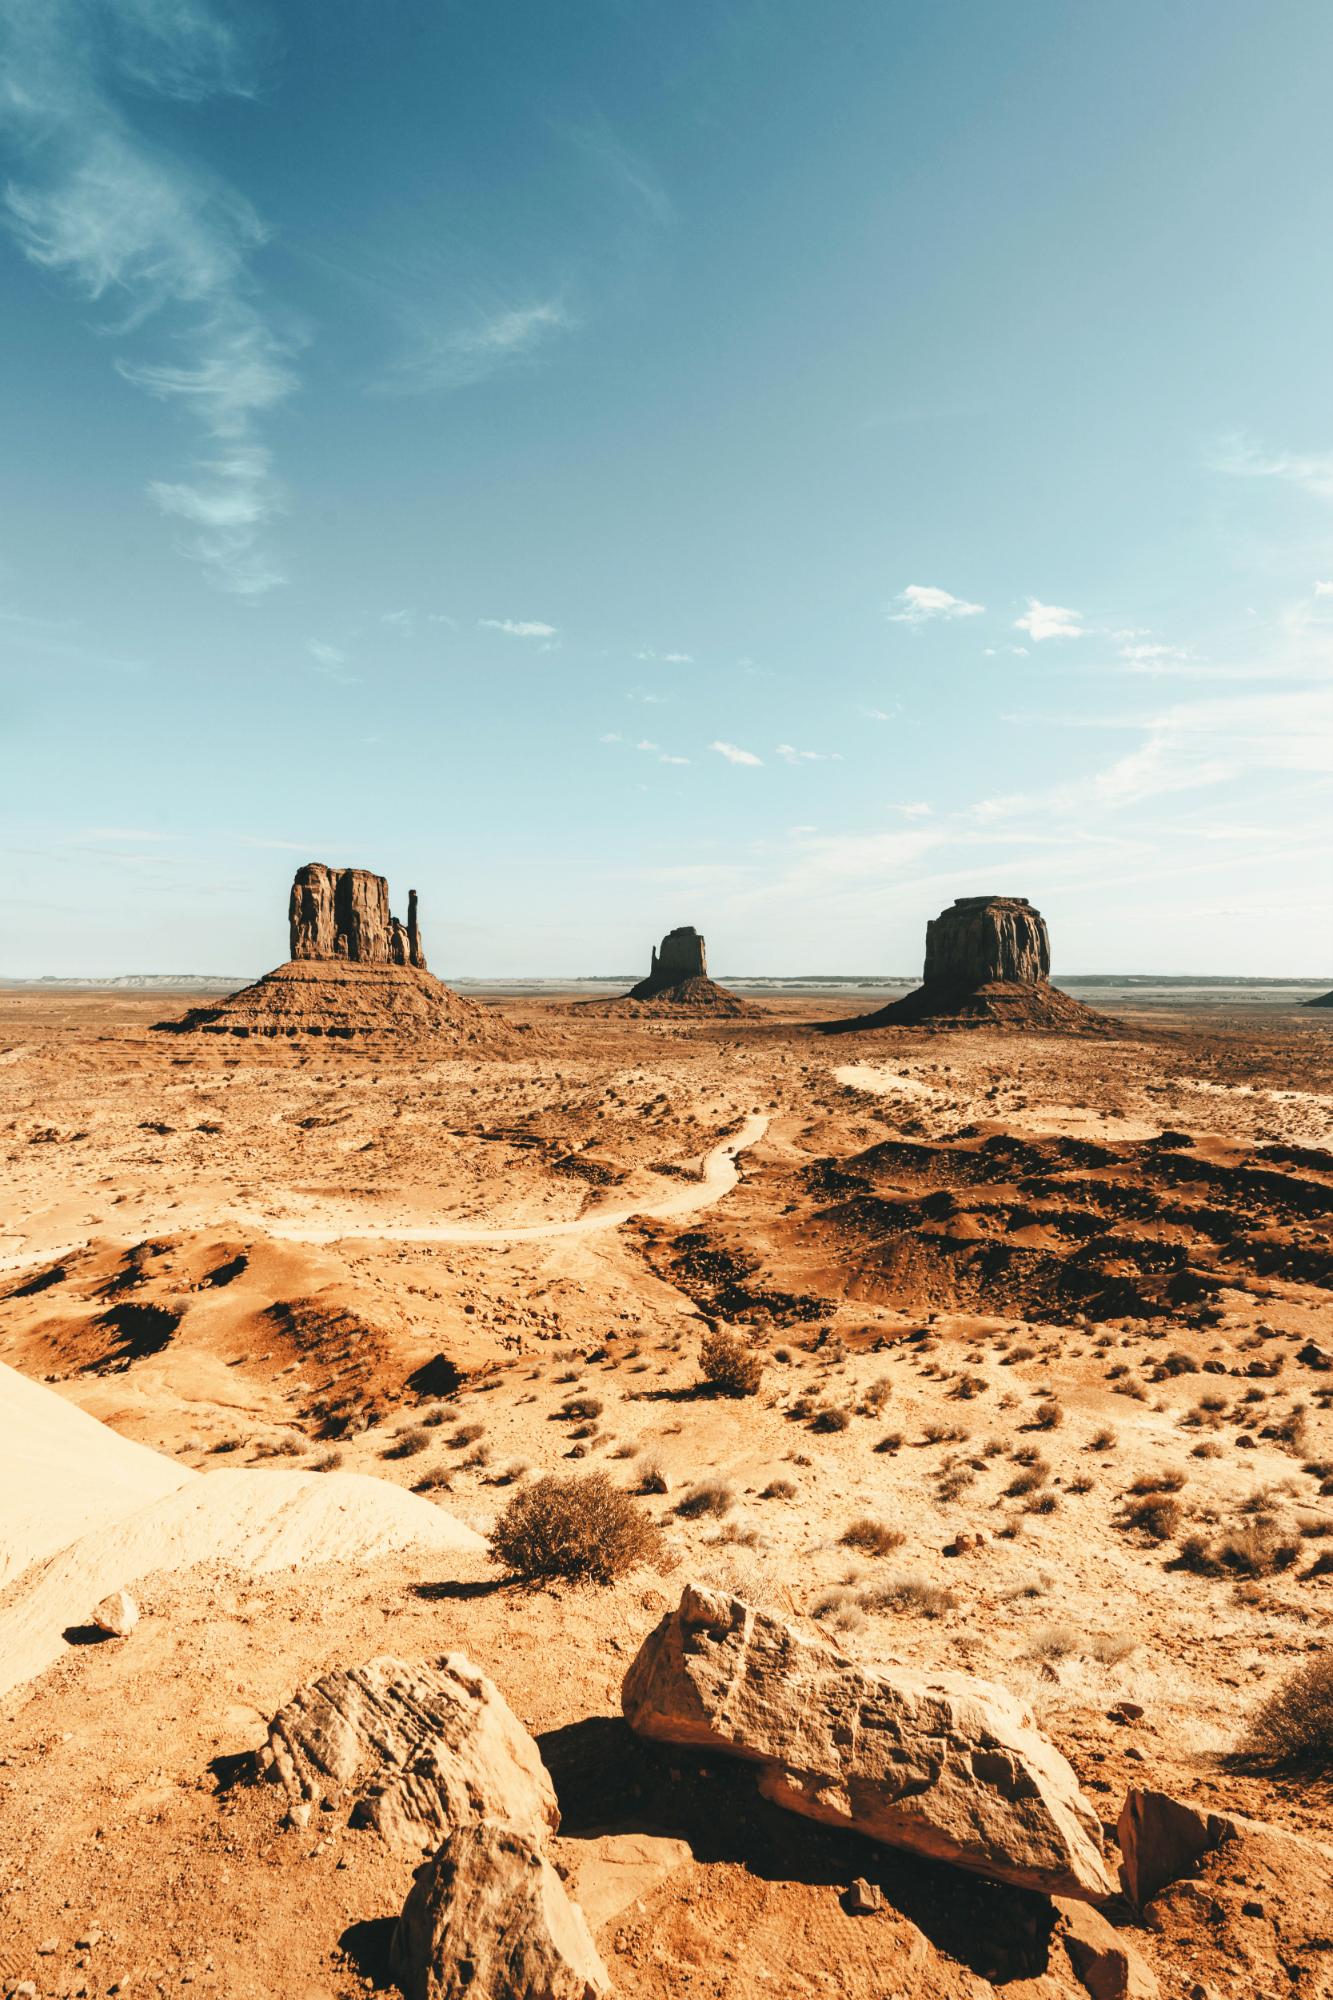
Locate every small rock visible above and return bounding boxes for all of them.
[38,1940,59,1955]
[844,1878,885,1915]
[90,1591,139,1638]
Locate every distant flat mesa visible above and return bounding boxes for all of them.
[579,926,753,1015]
[157,864,514,1046]
[825,896,1112,1035]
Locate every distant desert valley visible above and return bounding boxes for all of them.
[2,869,1331,2000]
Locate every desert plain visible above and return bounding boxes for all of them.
[1,978,1331,2000]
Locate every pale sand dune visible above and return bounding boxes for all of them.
[0,1379,484,1697]
[0,1358,193,1591]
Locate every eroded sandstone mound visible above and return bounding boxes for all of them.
[160,865,512,1046]
[826,896,1110,1034]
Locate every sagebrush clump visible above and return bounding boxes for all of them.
[1242,1654,1333,1771]
[699,1327,764,1397]
[488,1470,663,1583]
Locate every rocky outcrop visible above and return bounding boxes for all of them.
[1053,1897,1158,1999]
[391,1822,610,2000]
[924,897,1050,988]
[621,1583,1113,1901]
[259,1654,558,1852]
[289,863,426,969]
[1306,990,1333,1007]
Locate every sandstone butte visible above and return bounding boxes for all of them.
[827,894,1112,1033]
[157,864,513,1046]
[604,924,749,1013]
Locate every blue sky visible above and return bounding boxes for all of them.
[2,0,1330,977]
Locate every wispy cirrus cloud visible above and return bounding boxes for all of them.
[305,638,357,684]
[478,617,557,640]
[888,583,984,624]
[384,297,574,394]
[711,740,763,767]
[776,743,842,764]
[0,0,296,595]
[1214,434,1333,502]
[1014,598,1084,641]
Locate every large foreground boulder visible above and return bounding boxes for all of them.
[391,1822,610,2000]
[259,1654,558,1852]
[622,1584,1113,1901]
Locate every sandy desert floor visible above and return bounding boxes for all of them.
[1,987,1330,2000]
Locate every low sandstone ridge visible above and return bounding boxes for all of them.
[622,1582,1114,1902]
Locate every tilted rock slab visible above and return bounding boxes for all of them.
[622,1584,1113,1901]
[259,1654,559,1852]
[391,1822,610,2000]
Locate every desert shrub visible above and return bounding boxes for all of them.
[450,1423,485,1448]
[385,1426,430,1460]
[1124,1493,1182,1540]
[560,1395,604,1420]
[313,1448,344,1472]
[675,1481,735,1519]
[637,1461,670,1495]
[1032,1399,1063,1430]
[1004,1345,1037,1365]
[1006,1460,1050,1497]
[1088,1428,1117,1452]
[861,1576,958,1618]
[1130,1468,1186,1494]
[874,1431,904,1453]
[1026,1491,1059,1516]
[937,1469,973,1503]
[1067,1474,1094,1494]
[413,1466,453,1492]
[861,1376,893,1413]
[1180,1520,1300,1578]
[954,1373,988,1400]
[1026,1622,1081,1660]
[841,1516,906,1556]
[488,1471,663,1584]
[811,1587,866,1632]
[420,1406,449,1427]
[762,1477,797,1499]
[1241,1655,1333,1771]
[699,1328,764,1397]
[811,1405,851,1433]
[1012,1443,1044,1465]
[1159,1351,1199,1377]
[1191,1440,1224,1459]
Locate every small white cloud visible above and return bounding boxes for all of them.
[598,732,623,744]
[895,802,933,819]
[983,644,1029,657]
[1119,640,1188,666]
[711,740,763,767]
[1015,597,1084,641]
[381,609,414,633]
[775,744,843,764]
[635,738,659,751]
[889,584,984,624]
[1214,435,1333,502]
[659,753,690,765]
[1316,581,1333,596]
[427,610,457,626]
[478,618,557,639]
[662,651,693,663]
[860,706,894,722]
[306,639,347,666]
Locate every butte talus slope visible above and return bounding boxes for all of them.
[159,863,514,1047]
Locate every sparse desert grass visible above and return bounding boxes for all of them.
[1179,1519,1301,1578]
[488,1470,663,1584]
[1123,1492,1183,1540]
[860,1576,958,1618]
[384,1425,430,1459]
[840,1516,906,1557]
[1241,1654,1333,1771]
[699,1326,764,1397]
[675,1481,735,1519]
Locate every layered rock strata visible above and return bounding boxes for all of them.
[622,1583,1114,1901]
